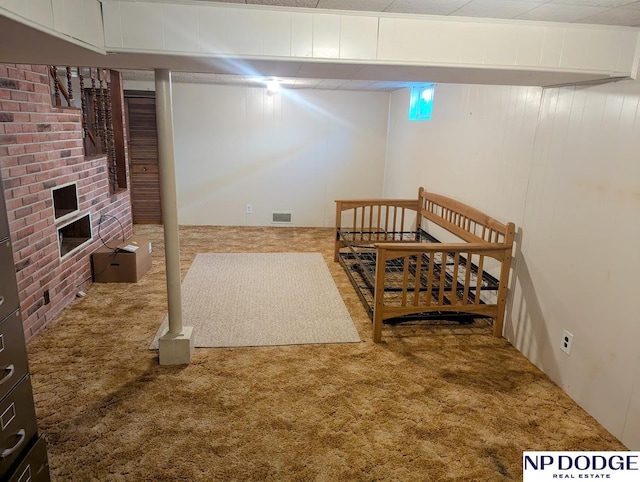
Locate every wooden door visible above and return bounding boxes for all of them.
[125,95,162,224]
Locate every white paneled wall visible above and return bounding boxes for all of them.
[102,1,640,83]
[384,79,640,449]
[152,82,389,226]
[0,0,104,49]
[0,0,53,28]
[384,83,542,227]
[520,80,640,448]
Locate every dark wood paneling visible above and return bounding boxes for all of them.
[125,96,161,224]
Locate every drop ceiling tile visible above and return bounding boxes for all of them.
[621,0,640,9]
[252,60,304,77]
[246,0,320,7]
[317,0,393,11]
[576,7,640,25]
[186,72,220,82]
[337,79,376,89]
[368,81,411,90]
[452,0,545,20]
[121,70,153,82]
[294,78,323,87]
[515,3,608,22]
[244,76,269,86]
[214,73,248,83]
[296,62,365,78]
[316,78,350,88]
[384,0,472,16]
[546,0,637,6]
[198,0,244,3]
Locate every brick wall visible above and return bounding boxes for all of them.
[0,64,134,341]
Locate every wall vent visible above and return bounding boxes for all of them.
[272,212,292,224]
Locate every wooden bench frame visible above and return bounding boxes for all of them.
[335,188,516,342]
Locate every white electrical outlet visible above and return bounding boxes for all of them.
[246,204,253,214]
[561,330,573,355]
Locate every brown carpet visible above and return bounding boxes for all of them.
[149,252,360,348]
[26,226,624,481]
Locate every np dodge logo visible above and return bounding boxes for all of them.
[523,452,640,481]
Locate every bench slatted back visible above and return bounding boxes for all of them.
[336,199,419,241]
[417,188,511,245]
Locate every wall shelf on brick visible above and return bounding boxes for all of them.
[57,213,92,259]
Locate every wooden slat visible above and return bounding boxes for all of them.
[438,252,446,305]
[463,253,472,304]
[382,304,498,317]
[451,252,460,304]
[426,253,434,306]
[373,248,387,343]
[401,257,410,306]
[335,199,418,209]
[384,205,390,239]
[413,254,422,306]
[376,242,507,262]
[392,206,398,235]
[474,255,485,305]
[352,207,357,235]
[494,222,516,337]
[334,201,342,262]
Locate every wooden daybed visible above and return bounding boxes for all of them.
[334,188,516,342]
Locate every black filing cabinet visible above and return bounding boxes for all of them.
[0,173,50,480]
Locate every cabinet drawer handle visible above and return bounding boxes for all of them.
[0,365,14,386]
[0,296,4,306]
[1,429,25,458]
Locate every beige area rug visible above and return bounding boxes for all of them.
[150,252,360,348]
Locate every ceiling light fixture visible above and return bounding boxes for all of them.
[266,79,281,94]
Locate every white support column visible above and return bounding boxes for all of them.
[155,68,194,365]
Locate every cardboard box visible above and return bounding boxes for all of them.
[92,236,152,283]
